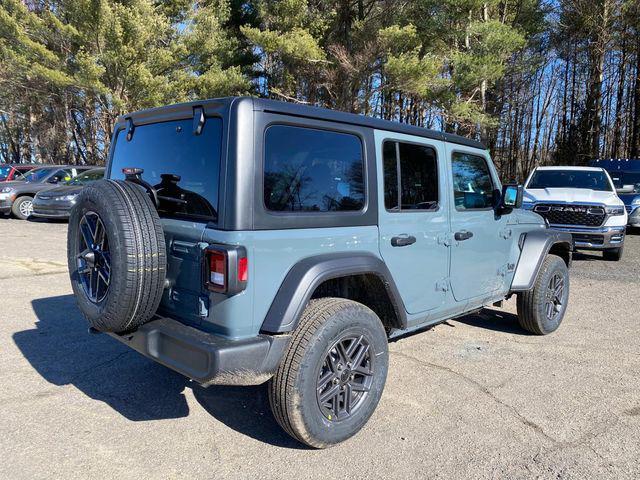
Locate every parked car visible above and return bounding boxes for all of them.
[0,165,93,219]
[591,158,640,228]
[32,168,105,219]
[0,164,38,182]
[523,166,627,260]
[67,97,572,448]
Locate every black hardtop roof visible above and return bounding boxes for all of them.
[118,96,486,150]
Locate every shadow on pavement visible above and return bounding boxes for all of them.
[16,294,304,448]
[192,384,306,449]
[15,294,190,421]
[453,308,534,336]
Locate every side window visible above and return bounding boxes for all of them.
[383,140,439,211]
[264,125,365,212]
[451,152,495,210]
[48,170,71,184]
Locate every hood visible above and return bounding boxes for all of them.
[524,188,623,206]
[38,185,84,197]
[0,180,26,189]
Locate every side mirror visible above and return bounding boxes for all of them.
[499,184,523,213]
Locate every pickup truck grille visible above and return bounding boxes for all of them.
[533,204,605,227]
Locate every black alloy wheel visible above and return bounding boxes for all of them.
[316,334,374,422]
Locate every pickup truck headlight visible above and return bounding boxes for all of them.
[632,197,640,206]
[60,195,77,202]
[605,206,625,216]
[1,186,13,194]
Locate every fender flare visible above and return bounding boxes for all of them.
[510,229,573,291]
[260,252,407,333]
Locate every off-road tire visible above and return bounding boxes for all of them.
[12,195,33,220]
[67,179,166,333]
[516,254,569,335]
[603,246,623,261]
[268,298,388,448]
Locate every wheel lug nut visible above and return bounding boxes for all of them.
[333,378,339,385]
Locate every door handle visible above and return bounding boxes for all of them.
[454,230,474,241]
[391,235,416,247]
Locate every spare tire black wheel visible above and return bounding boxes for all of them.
[67,179,167,333]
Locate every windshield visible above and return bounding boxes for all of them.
[527,170,613,191]
[22,168,52,183]
[67,169,104,185]
[109,117,222,221]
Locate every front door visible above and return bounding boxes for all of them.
[376,131,450,315]
[447,147,512,301]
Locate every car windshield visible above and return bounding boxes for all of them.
[0,165,11,181]
[66,169,104,185]
[110,117,222,221]
[527,170,613,191]
[22,168,52,183]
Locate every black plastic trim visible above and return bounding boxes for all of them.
[108,316,290,386]
[260,252,408,333]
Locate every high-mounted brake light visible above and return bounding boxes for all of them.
[205,245,247,295]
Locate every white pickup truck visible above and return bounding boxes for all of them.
[523,166,627,261]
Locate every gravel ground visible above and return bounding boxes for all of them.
[1,217,639,480]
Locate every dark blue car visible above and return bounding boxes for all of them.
[591,159,640,227]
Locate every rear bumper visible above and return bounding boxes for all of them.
[108,317,290,386]
[550,225,625,250]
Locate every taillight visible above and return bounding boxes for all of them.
[205,245,247,294]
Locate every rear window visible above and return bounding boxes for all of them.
[264,125,365,212]
[110,117,222,221]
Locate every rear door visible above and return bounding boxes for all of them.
[376,130,450,315]
[446,146,512,301]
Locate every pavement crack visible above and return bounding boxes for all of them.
[390,350,558,444]
[69,350,133,380]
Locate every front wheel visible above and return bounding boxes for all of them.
[603,246,623,261]
[516,254,570,335]
[12,196,33,220]
[268,298,389,448]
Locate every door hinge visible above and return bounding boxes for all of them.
[500,228,513,239]
[436,279,449,292]
[437,233,452,247]
[498,263,516,277]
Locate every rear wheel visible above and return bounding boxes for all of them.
[516,254,569,335]
[12,196,33,220]
[268,298,388,448]
[603,246,623,261]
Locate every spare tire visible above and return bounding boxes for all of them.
[67,179,167,333]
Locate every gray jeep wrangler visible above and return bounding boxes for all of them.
[67,97,572,448]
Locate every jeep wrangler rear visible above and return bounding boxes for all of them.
[67,97,572,448]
